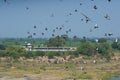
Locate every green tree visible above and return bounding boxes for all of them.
[98,43,112,61]
[5,46,18,57]
[61,34,69,41]
[98,38,107,43]
[9,51,20,59]
[0,44,6,50]
[77,42,94,56]
[0,50,6,57]
[111,42,118,49]
[117,43,120,50]
[24,51,35,58]
[47,36,65,47]
[35,51,45,56]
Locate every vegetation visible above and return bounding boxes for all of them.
[0,37,119,59]
[0,37,120,79]
[47,36,65,47]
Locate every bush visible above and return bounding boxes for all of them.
[9,51,20,59]
[98,43,112,61]
[0,44,6,50]
[0,50,6,57]
[111,42,118,49]
[98,43,111,56]
[45,52,55,59]
[117,43,120,50]
[77,42,94,56]
[35,51,45,56]
[24,51,35,58]
[98,38,107,43]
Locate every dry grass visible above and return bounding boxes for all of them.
[0,56,120,80]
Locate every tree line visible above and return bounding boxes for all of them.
[0,37,120,60]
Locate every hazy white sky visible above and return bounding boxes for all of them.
[0,0,120,38]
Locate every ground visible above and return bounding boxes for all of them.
[0,54,120,80]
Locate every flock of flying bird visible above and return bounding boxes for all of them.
[3,0,113,39]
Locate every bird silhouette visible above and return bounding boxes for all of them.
[75,9,78,12]
[53,29,55,32]
[94,24,99,29]
[50,13,54,17]
[28,35,32,38]
[81,18,84,21]
[4,0,7,3]
[104,33,107,36]
[69,13,72,16]
[104,14,110,20]
[80,3,82,6]
[26,7,29,10]
[108,32,113,36]
[66,31,68,34]
[45,28,48,31]
[59,27,62,30]
[108,0,111,2]
[27,32,30,34]
[33,33,36,36]
[56,27,58,29]
[41,32,44,35]
[52,34,55,37]
[93,5,98,10]
[81,13,91,23]
[68,29,71,32]
[34,25,37,29]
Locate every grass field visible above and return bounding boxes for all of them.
[0,38,120,80]
[0,55,120,80]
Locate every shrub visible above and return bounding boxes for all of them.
[35,51,45,56]
[77,42,94,56]
[24,51,35,58]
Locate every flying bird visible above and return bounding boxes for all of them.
[34,25,37,29]
[61,25,64,27]
[81,13,91,23]
[50,13,54,17]
[108,32,113,36]
[52,34,55,36]
[68,29,71,32]
[69,13,72,16]
[27,32,30,34]
[4,0,7,3]
[75,9,78,12]
[104,14,110,20]
[93,5,98,10]
[56,27,58,29]
[41,32,44,35]
[26,7,29,10]
[104,33,107,36]
[3,0,9,4]
[45,28,48,31]
[81,18,84,21]
[108,0,111,2]
[66,31,68,34]
[33,33,36,35]
[28,35,32,38]
[53,29,55,32]
[80,3,82,6]
[94,24,99,29]
[59,27,62,30]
